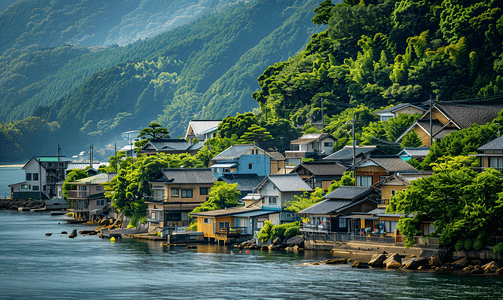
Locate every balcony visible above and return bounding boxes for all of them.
[67,190,88,198]
[284,151,316,158]
[216,227,248,237]
[377,199,389,208]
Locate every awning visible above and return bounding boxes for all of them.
[234,210,280,218]
[347,215,379,220]
[211,163,237,168]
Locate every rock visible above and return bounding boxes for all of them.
[417,266,423,270]
[368,254,387,268]
[272,237,282,245]
[482,261,500,273]
[497,267,503,274]
[428,256,442,267]
[312,262,320,266]
[268,244,276,251]
[285,235,304,248]
[352,261,369,268]
[384,253,402,269]
[68,229,77,238]
[61,231,67,234]
[260,245,269,251]
[440,265,449,270]
[471,267,483,275]
[285,246,293,251]
[402,257,428,270]
[79,230,97,235]
[462,267,471,272]
[451,257,469,270]
[435,267,440,271]
[292,245,299,251]
[45,233,52,236]
[325,258,347,265]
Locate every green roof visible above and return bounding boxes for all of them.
[37,157,60,162]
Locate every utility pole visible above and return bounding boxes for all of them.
[114,142,118,172]
[429,95,433,147]
[352,113,356,165]
[321,98,324,133]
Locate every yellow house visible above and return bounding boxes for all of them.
[373,172,431,208]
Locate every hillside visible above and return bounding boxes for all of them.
[0,0,323,162]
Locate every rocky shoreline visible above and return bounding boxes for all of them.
[0,199,45,210]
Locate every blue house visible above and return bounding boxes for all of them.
[209,144,273,179]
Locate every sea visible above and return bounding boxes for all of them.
[1,168,503,299]
[0,164,25,199]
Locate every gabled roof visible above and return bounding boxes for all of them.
[218,174,264,192]
[373,172,431,188]
[298,197,376,215]
[23,156,72,170]
[212,144,272,161]
[293,162,347,176]
[139,138,198,152]
[323,146,386,161]
[324,186,375,200]
[191,206,278,218]
[256,173,312,192]
[434,102,503,129]
[70,172,118,184]
[154,168,216,184]
[350,156,418,173]
[290,133,335,145]
[375,103,425,115]
[478,135,503,151]
[266,151,286,161]
[398,147,430,158]
[185,120,222,138]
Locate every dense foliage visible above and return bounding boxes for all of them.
[285,187,325,214]
[62,169,88,202]
[189,182,240,216]
[387,156,503,248]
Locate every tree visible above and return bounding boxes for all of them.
[239,124,273,144]
[189,182,240,215]
[312,0,335,25]
[327,171,355,193]
[387,156,503,248]
[218,113,259,139]
[285,187,325,214]
[401,130,422,148]
[62,169,88,201]
[134,122,170,150]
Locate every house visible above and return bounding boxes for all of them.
[67,162,108,173]
[217,174,264,198]
[349,156,418,186]
[292,162,348,191]
[254,173,312,223]
[146,168,217,231]
[9,156,72,200]
[191,203,280,244]
[267,150,287,174]
[375,103,425,121]
[68,172,117,221]
[299,186,379,234]
[323,145,388,166]
[474,134,503,172]
[285,133,336,166]
[209,144,275,178]
[136,138,204,156]
[397,147,430,161]
[373,172,431,208]
[396,102,503,147]
[184,120,222,144]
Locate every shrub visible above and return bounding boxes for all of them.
[455,240,464,251]
[284,226,300,239]
[464,239,472,250]
[187,221,197,231]
[473,238,484,251]
[270,224,287,240]
[493,242,503,254]
[258,221,273,243]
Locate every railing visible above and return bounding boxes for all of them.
[67,190,88,198]
[216,227,248,236]
[471,167,503,173]
[334,232,395,244]
[301,223,330,233]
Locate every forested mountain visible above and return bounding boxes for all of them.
[253,0,503,125]
[0,0,323,162]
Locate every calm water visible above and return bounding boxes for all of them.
[0,211,502,299]
[0,165,24,199]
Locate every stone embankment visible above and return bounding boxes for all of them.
[0,199,44,210]
[234,236,305,251]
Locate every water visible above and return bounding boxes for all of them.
[0,211,502,299]
[0,165,24,198]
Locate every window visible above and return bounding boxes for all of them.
[33,173,38,181]
[166,212,182,221]
[200,187,208,195]
[96,186,102,191]
[223,168,230,173]
[257,221,264,229]
[33,186,39,191]
[181,189,193,198]
[248,163,253,170]
[324,142,333,147]
[291,144,300,151]
[219,222,230,228]
[21,185,29,189]
[269,196,277,205]
[339,217,346,228]
[356,176,373,186]
[26,173,31,181]
[391,190,396,197]
[171,189,179,197]
[285,213,293,218]
[204,218,211,224]
[490,157,503,168]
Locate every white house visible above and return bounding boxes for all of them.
[285,133,336,166]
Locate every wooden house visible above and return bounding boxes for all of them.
[349,156,417,186]
[292,162,348,191]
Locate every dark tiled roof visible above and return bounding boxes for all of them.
[257,173,312,192]
[432,127,458,139]
[324,186,374,200]
[376,103,424,114]
[294,162,347,176]
[323,146,383,161]
[369,157,418,173]
[267,151,286,161]
[290,133,335,144]
[298,199,353,215]
[218,174,264,192]
[478,135,503,151]
[142,139,194,151]
[416,119,445,136]
[437,103,503,129]
[158,168,216,184]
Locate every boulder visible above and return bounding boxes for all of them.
[384,253,402,269]
[482,261,500,273]
[428,256,442,267]
[292,245,299,251]
[497,267,503,274]
[368,254,387,268]
[272,237,282,245]
[45,233,52,237]
[68,229,77,238]
[260,245,269,251]
[312,262,320,266]
[268,244,276,251]
[352,261,369,268]
[471,267,483,274]
[61,231,67,234]
[285,246,293,251]
[402,257,428,270]
[285,235,304,248]
[325,258,347,265]
[451,257,469,270]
